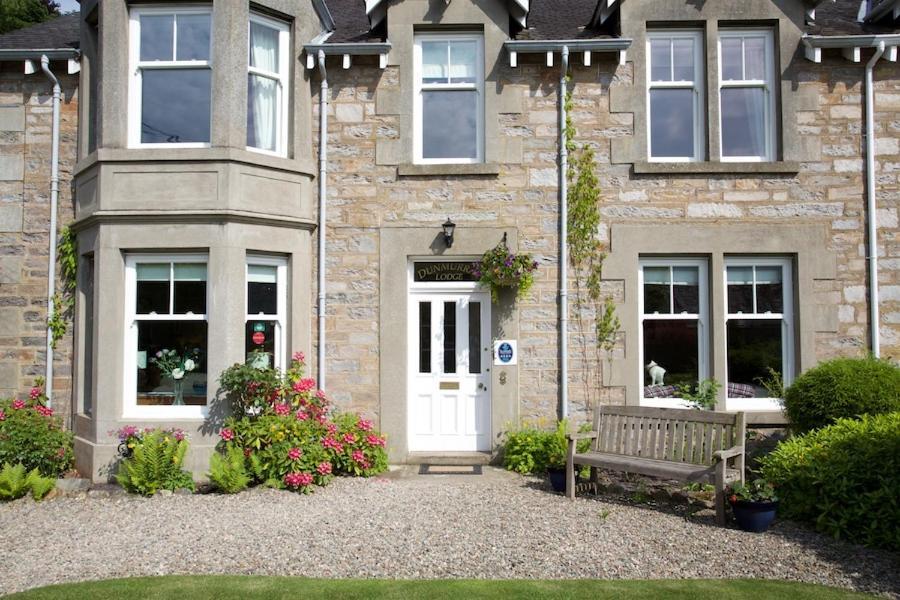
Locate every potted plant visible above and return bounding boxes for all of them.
[545,422,568,493]
[728,477,779,532]
[473,238,538,302]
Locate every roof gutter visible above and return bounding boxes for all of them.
[303,42,392,69]
[0,48,79,61]
[504,38,632,67]
[803,33,900,49]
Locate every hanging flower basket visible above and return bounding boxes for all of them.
[473,240,538,302]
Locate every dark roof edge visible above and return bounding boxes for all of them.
[311,0,336,33]
[803,33,900,47]
[0,48,79,61]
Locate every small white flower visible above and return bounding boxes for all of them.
[155,351,163,358]
[172,368,185,380]
[183,359,195,372]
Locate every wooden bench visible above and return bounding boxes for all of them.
[566,406,746,525]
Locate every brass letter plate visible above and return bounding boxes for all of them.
[439,381,460,390]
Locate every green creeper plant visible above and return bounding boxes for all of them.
[49,226,77,349]
[564,85,621,407]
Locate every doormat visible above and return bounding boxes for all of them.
[419,464,483,475]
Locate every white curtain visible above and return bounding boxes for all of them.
[248,23,278,151]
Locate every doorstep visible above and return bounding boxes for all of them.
[405,452,493,466]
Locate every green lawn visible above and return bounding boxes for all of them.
[6,577,873,599]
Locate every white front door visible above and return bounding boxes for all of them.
[408,292,491,452]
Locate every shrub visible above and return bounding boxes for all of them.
[783,357,900,433]
[502,420,590,475]
[0,463,55,501]
[207,446,250,494]
[0,381,73,477]
[760,412,900,551]
[115,428,195,496]
[216,352,388,494]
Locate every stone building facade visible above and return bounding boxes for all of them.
[0,0,897,478]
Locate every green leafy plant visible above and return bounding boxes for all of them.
[502,420,590,474]
[0,463,55,501]
[207,445,251,494]
[678,379,722,410]
[727,478,778,503]
[782,357,900,433]
[564,86,620,405]
[760,412,900,550]
[472,239,538,302]
[216,352,388,493]
[755,366,784,400]
[48,226,78,349]
[0,381,74,477]
[115,429,194,496]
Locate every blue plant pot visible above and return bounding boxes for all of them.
[732,500,778,532]
[548,468,566,493]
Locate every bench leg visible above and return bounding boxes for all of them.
[590,467,599,484]
[566,439,576,500]
[715,461,727,526]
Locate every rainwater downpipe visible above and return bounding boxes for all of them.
[865,41,885,358]
[41,55,61,406]
[317,50,329,388]
[559,46,569,419]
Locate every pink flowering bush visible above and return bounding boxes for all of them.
[0,380,73,477]
[212,352,388,493]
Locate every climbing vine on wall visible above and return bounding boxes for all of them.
[564,85,621,408]
[48,226,77,349]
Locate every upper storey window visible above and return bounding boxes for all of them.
[647,31,704,162]
[413,33,484,164]
[129,7,212,147]
[247,13,290,156]
[718,29,776,161]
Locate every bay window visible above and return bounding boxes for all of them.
[725,258,794,409]
[647,31,705,161]
[718,29,776,161]
[639,259,709,405]
[129,7,212,147]
[414,33,484,164]
[245,256,287,370]
[125,255,208,418]
[247,13,290,155]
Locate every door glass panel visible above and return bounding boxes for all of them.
[468,301,481,374]
[419,302,431,374]
[443,301,456,374]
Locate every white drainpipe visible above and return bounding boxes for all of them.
[866,42,884,358]
[865,42,885,358]
[41,55,61,406]
[317,50,329,388]
[559,46,569,419]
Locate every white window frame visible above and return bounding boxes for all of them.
[413,32,484,165]
[646,30,705,162]
[717,28,776,162]
[638,258,709,408]
[246,12,291,157]
[724,257,794,411]
[245,255,288,370]
[128,6,213,149]
[123,253,209,419]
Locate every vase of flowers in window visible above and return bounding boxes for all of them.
[150,349,200,406]
[473,238,539,303]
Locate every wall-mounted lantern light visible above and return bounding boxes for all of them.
[442,217,456,248]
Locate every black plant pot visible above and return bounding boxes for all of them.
[732,499,778,533]
[547,468,566,493]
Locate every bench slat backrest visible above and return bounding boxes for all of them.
[591,406,744,466]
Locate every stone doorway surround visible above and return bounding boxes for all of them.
[379,226,519,463]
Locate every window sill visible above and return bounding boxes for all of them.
[633,161,800,175]
[398,163,501,177]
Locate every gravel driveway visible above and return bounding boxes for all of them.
[1,467,897,597]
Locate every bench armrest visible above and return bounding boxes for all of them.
[566,431,598,441]
[713,446,744,461]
